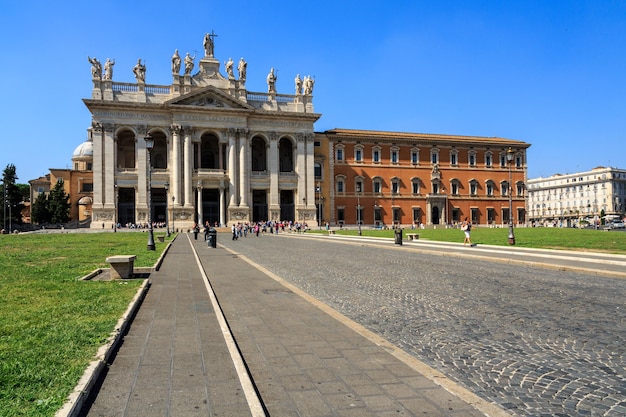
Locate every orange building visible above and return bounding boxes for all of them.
[317,128,530,228]
[29,139,94,225]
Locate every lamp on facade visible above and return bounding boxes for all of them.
[506,147,515,245]
[145,135,155,250]
[164,181,170,237]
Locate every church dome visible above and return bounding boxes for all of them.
[72,140,93,160]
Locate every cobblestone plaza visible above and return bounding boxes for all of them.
[217,234,626,416]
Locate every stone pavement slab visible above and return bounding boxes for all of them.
[79,235,252,417]
[80,234,506,416]
[190,235,503,416]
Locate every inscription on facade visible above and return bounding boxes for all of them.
[93,111,170,120]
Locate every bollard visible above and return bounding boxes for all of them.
[208,228,217,248]
[394,229,402,245]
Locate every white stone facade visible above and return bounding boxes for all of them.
[527,167,626,225]
[84,36,321,230]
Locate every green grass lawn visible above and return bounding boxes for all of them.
[0,231,172,417]
[311,226,626,254]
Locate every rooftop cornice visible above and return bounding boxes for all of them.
[319,128,531,148]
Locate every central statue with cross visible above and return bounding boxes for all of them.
[203,30,218,58]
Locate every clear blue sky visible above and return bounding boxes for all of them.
[2,0,625,184]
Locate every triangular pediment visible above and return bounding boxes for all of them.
[165,86,253,110]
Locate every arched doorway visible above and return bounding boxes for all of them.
[431,206,440,225]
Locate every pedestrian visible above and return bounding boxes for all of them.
[232,223,238,240]
[193,223,199,240]
[461,218,472,246]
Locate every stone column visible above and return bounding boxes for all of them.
[239,129,249,208]
[197,182,203,224]
[183,127,194,208]
[227,129,238,206]
[137,126,148,222]
[296,133,306,206]
[170,124,182,207]
[91,123,104,209]
[269,132,279,206]
[219,183,226,226]
[305,133,316,210]
[103,124,116,208]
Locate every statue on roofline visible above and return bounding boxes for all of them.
[88,56,102,80]
[171,49,181,74]
[184,52,195,75]
[132,58,146,83]
[238,57,247,81]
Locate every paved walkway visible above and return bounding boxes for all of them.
[80,234,505,416]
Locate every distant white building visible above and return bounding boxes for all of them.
[527,167,626,226]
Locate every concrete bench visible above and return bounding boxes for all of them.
[106,255,136,279]
[407,233,420,241]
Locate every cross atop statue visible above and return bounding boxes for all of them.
[203,30,218,58]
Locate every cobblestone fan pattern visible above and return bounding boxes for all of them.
[218,235,626,416]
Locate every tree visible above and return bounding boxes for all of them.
[48,178,71,224]
[31,192,51,224]
[2,164,25,229]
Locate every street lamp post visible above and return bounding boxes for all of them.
[171,195,175,233]
[164,181,170,237]
[317,182,321,230]
[390,183,395,228]
[114,183,118,233]
[507,147,516,245]
[145,135,156,250]
[357,185,362,236]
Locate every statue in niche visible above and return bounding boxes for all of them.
[132,58,146,82]
[238,57,247,81]
[203,32,215,57]
[304,75,315,95]
[431,163,441,180]
[171,49,181,74]
[88,56,102,79]
[184,53,196,75]
[103,58,115,80]
[225,57,234,80]
[295,74,303,95]
[267,67,277,93]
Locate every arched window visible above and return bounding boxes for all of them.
[336,175,346,193]
[200,133,219,169]
[372,177,382,194]
[335,144,345,162]
[470,180,478,195]
[279,137,294,172]
[372,146,381,163]
[251,136,267,171]
[411,178,421,194]
[151,131,167,169]
[354,145,363,162]
[468,151,477,167]
[430,148,440,165]
[485,151,493,167]
[450,149,458,166]
[116,129,136,169]
[314,162,322,179]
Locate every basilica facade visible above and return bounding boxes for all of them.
[83,34,321,230]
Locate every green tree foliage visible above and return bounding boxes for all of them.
[2,164,25,227]
[31,192,51,224]
[48,178,71,224]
